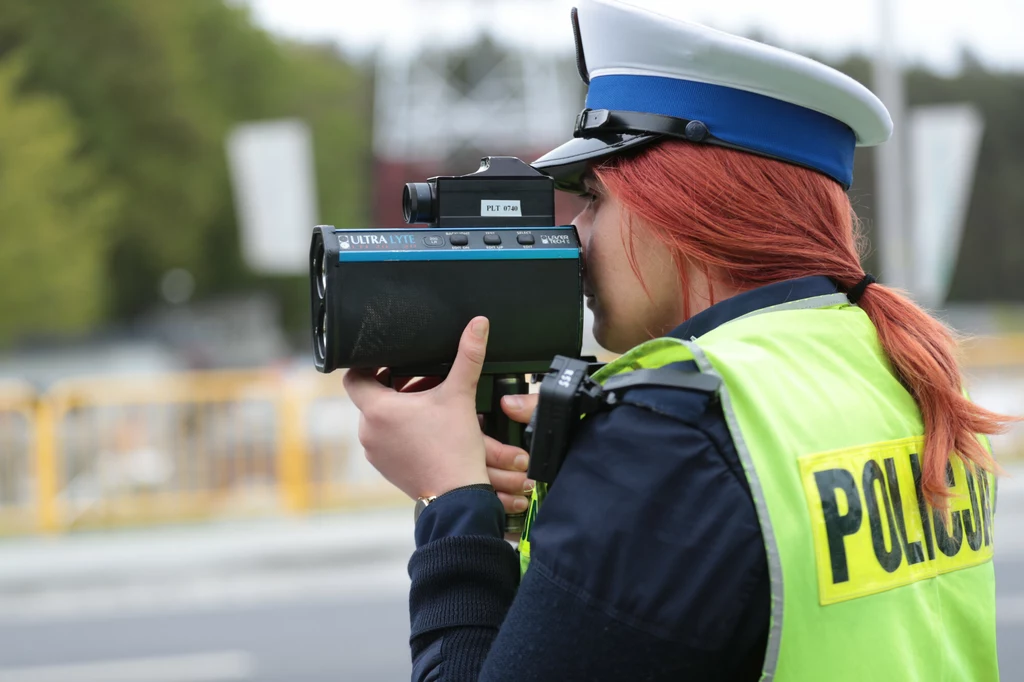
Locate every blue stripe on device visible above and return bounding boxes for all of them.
[338,249,579,262]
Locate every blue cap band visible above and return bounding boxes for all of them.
[585,74,857,187]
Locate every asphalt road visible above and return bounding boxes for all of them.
[0,558,415,682]
[0,554,1020,682]
[0,475,1021,682]
[0,592,412,682]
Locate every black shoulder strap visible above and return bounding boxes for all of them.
[601,366,722,397]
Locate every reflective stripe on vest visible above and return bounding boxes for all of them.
[517,294,998,681]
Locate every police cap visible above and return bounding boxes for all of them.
[533,0,893,191]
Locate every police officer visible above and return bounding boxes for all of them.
[344,1,1010,680]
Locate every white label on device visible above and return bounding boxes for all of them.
[481,200,522,217]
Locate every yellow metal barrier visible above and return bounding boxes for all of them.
[960,334,1024,462]
[300,379,404,511]
[39,371,287,532]
[960,333,1024,369]
[278,383,311,513]
[6,369,405,534]
[0,381,38,534]
[1,333,1021,535]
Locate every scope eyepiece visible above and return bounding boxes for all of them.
[403,182,436,225]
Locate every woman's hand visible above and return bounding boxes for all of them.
[343,317,491,500]
[486,393,540,516]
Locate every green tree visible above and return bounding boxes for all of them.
[0,55,120,344]
[0,0,371,341]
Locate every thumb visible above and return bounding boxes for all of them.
[445,317,489,394]
[501,392,539,425]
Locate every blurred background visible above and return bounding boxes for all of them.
[0,0,1021,680]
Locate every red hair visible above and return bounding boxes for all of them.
[595,140,1015,507]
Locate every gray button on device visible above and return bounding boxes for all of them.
[449,234,469,246]
[516,234,535,245]
[483,234,502,246]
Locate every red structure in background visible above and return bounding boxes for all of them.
[373,154,586,229]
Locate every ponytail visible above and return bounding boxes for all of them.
[853,283,1009,505]
[596,140,1017,508]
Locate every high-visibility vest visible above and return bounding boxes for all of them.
[518,293,998,681]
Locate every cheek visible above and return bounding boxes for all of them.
[580,207,621,285]
[586,219,684,351]
[585,236,646,349]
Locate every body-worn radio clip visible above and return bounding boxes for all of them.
[523,356,605,484]
[524,355,723,485]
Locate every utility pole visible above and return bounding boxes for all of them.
[873,0,911,292]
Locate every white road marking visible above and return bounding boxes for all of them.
[0,651,255,682]
[0,561,410,625]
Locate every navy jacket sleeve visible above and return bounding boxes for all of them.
[408,387,769,682]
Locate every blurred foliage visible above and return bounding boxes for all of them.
[835,54,1024,302]
[0,0,371,345]
[0,55,121,344]
[0,0,1019,351]
[912,60,1024,301]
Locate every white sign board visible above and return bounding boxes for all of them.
[226,119,318,275]
[909,104,984,308]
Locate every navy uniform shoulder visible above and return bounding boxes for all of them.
[529,359,768,654]
[606,360,720,425]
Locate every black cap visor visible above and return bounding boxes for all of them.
[531,132,662,194]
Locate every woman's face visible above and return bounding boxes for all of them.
[573,174,687,353]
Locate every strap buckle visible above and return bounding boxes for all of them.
[573,108,711,143]
[573,108,610,138]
